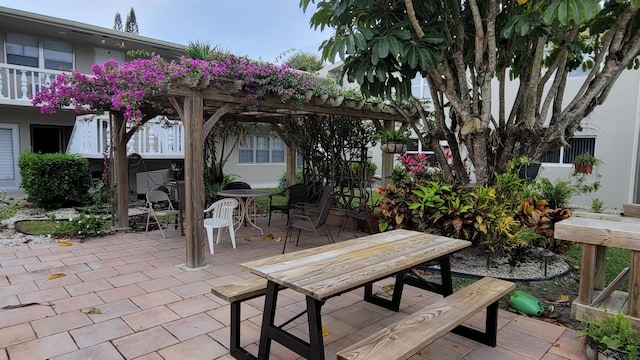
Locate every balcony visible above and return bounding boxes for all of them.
[0,63,64,105]
[67,114,185,159]
[0,63,185,159]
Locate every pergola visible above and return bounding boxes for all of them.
[113,79,416,268]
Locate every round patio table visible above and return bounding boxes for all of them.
[216,189,271,235]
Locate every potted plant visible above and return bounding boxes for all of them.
[507,156,541,180]
[377,128,411,154]
[573,153,602,175]
[580,312,640,360]
[351,161,377,181]
[342,88,366,109]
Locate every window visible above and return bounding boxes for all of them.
[406,138,437,166]
[541,137,596,164]
[238,136,285,164]
[5,32,73,70]
[411,76,431,99]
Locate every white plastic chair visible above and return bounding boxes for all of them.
[145,190,180,239]
[203,198,239,254]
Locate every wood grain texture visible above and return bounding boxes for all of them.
[242,230,471,300]
[623,204,640,218]
[555,216,640,250]
[336,277,515,360]
[210,277,269,302]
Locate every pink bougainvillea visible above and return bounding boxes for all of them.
[32,53,327,122]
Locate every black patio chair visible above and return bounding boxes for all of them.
[222,181,251,190]
[283,191,335,253]
[267,183,308,226]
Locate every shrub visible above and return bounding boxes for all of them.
[277,169,304,192]
[52,214,111,240]
[536,178,576,208]
[18,152,91,209]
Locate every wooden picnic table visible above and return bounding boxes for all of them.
[241,229,471,360]
[554,212,640,327]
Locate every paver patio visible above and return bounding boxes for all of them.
[0,214,588,360]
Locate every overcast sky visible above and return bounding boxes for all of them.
[0,0,330,64]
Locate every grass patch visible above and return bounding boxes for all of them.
[15,220,59,235]
[566,242,630,292]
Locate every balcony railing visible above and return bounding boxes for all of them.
[0,63,185,159]
[67,114,185,159]
[0,63,65,104]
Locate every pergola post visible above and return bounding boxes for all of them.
[286,142,297,186]
[111,112,130,229]
[183,95,206,268]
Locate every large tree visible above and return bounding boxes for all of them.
[301,0,640,184]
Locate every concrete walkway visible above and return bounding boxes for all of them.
[0,214,588,359]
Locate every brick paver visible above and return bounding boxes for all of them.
[0,215,587,359]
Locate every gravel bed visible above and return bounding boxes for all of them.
[445,249,571,281]
[0,207,148,248]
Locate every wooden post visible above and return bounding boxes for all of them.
[111,113,130,229]
[183,95,206,268]
[578,244,597,306]
[628,251,640,317]
[594,245,607,290]
[286,142,297,186]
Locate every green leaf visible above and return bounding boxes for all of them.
[392,29,412,40]
[418,48,430,71]
[375,65,387,82]
[378,37,390,58]
[558,0,569,26]
[360,27,374,40]
[371,43,380,65]
[345,35,356,56]
[501,16,518,38]
[542,2,560,25]
[406,46,419,69]
[353,32,367,50]
[388,36,401,57]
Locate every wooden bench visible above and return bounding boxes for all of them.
[336,277,515,360]
[211,277,270,360]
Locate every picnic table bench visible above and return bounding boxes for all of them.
[336,276,515,360]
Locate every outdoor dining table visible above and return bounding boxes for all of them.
[217,189,271,235]
[241,229,472,360]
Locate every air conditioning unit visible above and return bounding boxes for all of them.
[136,169,170,195]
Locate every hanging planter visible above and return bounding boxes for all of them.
[380,142,407,154]
[573,154,602,175]
[376,128,411,154]
[314,93,329,105]
[329,95,344,107]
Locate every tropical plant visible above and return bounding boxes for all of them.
[375,128,411,143]
[300,0,640,185]
[573,153,603,167]
[342,88,365,102]
[536,178,576,209]
[591,198,605,213]
[573,153,603,175]
[581,312,640,360]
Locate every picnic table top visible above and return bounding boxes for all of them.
[242,229,471,300]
